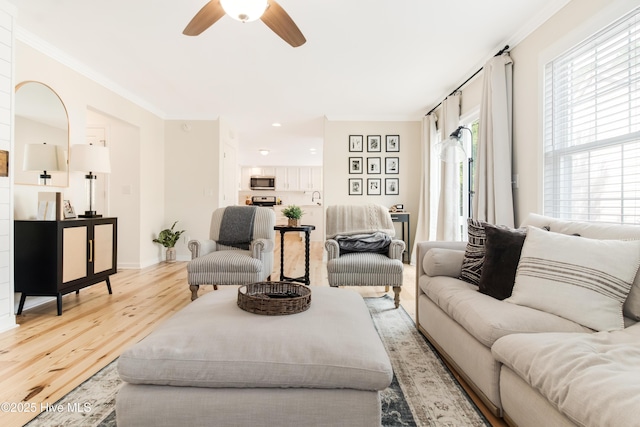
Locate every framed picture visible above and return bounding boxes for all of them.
[349,135,363,152]
[63,200,77,219]
[367,135,382,152]
[385,157,399,174]
[349,157,363,174]
[349,178,363,195]
[0,150,8,177]
[367,178,382,195]
[385,178,399,195]
[386,135,400,152]
[367,157,381,174]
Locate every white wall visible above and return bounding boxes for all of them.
[164,120,221,261]
[0,0,16,333]
[14,41,165,269]
[509,0,638,224]
[323,119,421,246]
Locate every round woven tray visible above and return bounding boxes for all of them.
[237,282,311,315]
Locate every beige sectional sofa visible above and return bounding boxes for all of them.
[415,213,640,427]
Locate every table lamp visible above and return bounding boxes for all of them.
[23,142,66,185]
[70,144,111,218]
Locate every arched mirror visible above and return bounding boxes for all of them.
[14,81,69,187]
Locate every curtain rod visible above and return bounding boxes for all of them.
[425,45,509,117]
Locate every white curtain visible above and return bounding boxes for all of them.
[412,114,439,263]
[436,93,462,240]
[474,53,514,227]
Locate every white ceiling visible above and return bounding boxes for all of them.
[10,0,568,164]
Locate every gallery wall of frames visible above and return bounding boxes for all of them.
[347,134,399,196]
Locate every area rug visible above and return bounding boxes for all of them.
[25,295,488,427]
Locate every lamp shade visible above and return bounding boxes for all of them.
[71,144,111,173]
[23,143,66,172]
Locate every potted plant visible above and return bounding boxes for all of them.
[281,205,304,227]
[153,221,185,262]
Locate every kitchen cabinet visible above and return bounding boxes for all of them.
[240,166,277,190]
[301,205,324,241]
[275,167,300,191]
[299,166,322,191]
[14,217,118,315]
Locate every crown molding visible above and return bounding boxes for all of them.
[15,26,167,119]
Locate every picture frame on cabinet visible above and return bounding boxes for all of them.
[385,178,399,195]
[385,157,399,174]
[349,178,363,195]
[367,157,381,174]
[367,178,382,195]
[349,157,363,174]
[386,135,400,152]
[349,135,363,152]
[367,135,382,152]
[63,200,77,219]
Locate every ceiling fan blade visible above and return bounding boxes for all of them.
[183,0,226,36]
[260,0,306,47]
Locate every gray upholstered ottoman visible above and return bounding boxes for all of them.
[116,287,393,427]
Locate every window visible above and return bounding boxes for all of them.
[544,8,640,224]
[459,118,479,238]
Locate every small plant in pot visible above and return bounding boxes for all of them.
[153,221,185,262]
[281,205,304,227]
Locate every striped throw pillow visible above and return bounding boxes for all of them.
[459,219,487,285]
[506,226,640,331]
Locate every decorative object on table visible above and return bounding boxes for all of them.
[63,199,76,219]
[367,135,382,152]
[23,142,66,185]
[367,157,381,174]
[0,149,8,177]
[385,157,399,174]
[385,135,400,152]
[281,204,304,227]
[349,135,363,152]
[368,178,382,195]
[349,178,363,195]
[237,282,311,315]
[385,178,399,195]
[37,191,62,220]
[70,143,111,217]
[348,156,363,174]
[152,221,186,262]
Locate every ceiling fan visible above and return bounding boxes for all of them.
[183,0,306,47]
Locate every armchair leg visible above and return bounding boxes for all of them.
[213,285,218,291]
[393,287,401,309]
[190,285,199,301]
[385,285,390,292]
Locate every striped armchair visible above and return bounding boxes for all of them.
[325,205,405,308]
[187,206,275,301]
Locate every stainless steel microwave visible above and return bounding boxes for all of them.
[250,175,276,190]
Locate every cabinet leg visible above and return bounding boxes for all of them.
[57,294,62,316]
[17,294,26,315]
[190,284,199,301]
[106,277,113,294]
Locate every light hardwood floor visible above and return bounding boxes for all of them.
[0,234,502,427]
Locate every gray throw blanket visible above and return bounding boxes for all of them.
[335,232,392,255]
[218,206,257,250]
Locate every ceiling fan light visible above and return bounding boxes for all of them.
[220,0,268,22]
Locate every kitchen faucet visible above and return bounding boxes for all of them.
[311,191,321,204]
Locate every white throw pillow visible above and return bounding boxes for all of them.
[506,226,640,331]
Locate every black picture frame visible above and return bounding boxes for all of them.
[386,135,400,152]
[367,157,381,174]
[349,157,363,174]
[367,178,382,195]
[349,135,363,152]
[385,157,399,174]
[385,178,399,195]
[349,178,363,195]
[367,135,382,152]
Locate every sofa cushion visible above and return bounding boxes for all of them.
[492,323,640,427]
[521,213,640,321]
[478,224,526,300]
[459,218,487,285]
[420,276,592,348]
[507,226,640,331]
[423,248,465,278]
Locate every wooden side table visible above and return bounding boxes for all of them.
[274,225,316,285]
[390,212,410,263]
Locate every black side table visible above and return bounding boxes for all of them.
[274,225,316,285]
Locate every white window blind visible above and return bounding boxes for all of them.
[544,8,640,224]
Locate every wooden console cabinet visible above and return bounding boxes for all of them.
[14,217,118,315]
